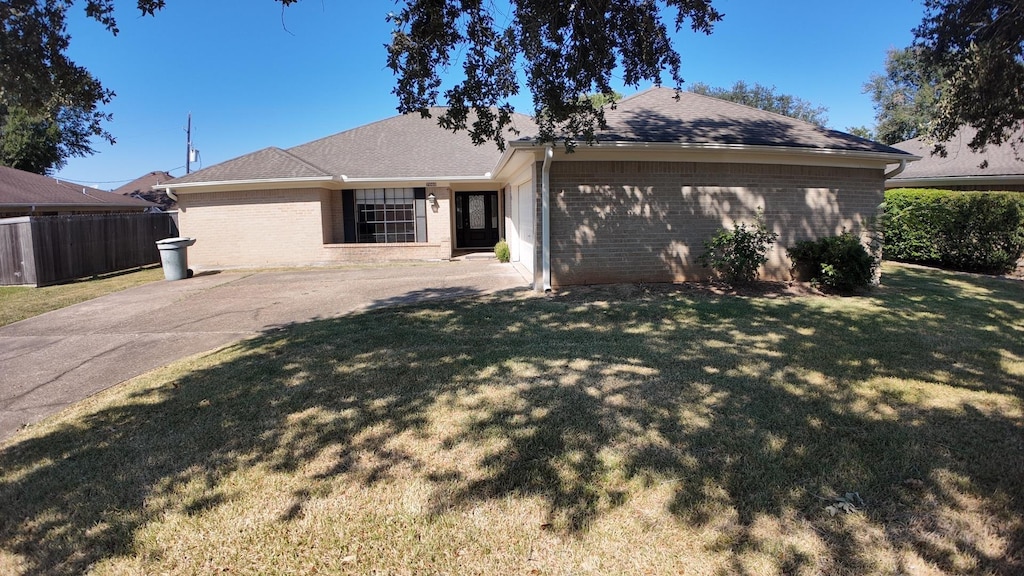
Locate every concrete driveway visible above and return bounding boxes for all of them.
[0,259,529,442]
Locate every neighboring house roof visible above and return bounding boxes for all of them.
[887,126,1024,187]
[588,87,908,155]
[0,166,155,212]
[112,170,178,210]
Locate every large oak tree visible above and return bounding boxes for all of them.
[7,0,1022,167]
[863,47,940,146]
[385,0,722,149]
[913,0,1024,152]
[2,0,721,169]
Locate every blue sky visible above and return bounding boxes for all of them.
[55,0,926,188]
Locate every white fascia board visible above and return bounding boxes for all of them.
[886,174,1024,188]
[155,174,503,193]
[155,176,337,193]
[491,148,538,182]
[336,175,494,188]
[508,140,919,168]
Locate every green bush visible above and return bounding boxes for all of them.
[494,238,511,263]
[883,189,1024,273]
[788,232,877,292]
[697,210,779,284]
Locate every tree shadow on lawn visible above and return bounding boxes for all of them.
[0,265,1021,574]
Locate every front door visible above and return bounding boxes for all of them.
[455,191,500,249]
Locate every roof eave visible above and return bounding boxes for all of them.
[338,174,493,184]
[506,140,918,171]
[157,174,501,192]
[511,139,918,161]
[886,174,1024,188]
[155,176,337,192]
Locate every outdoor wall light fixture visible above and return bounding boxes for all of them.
[427,192,438,206]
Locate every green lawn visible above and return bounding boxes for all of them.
[0,266,164,327]
[1,263,1021,575]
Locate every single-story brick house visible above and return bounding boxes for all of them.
[159,88,915,290]
[887,126,1024,191]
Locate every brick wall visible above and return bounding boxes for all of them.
[178,187,452,269]
[179,188,329,268]
[544,160,884,286]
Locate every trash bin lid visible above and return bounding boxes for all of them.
[156,236,196,247]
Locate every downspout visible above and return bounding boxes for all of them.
[884,159,907,179]
[164,187,178,202]
[541,145,553,292]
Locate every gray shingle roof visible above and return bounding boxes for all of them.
[590,87,910,155]
[890,126,1024,180]
[164,91,909,188]
[169,147,332,184]
[0,166,155,209]
[165,110,537,185]
[289,108,537,179]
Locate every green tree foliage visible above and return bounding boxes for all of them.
[3,1,721,162]
[863,47,940,145]
[0,106,62,174]
[913,0,1024,154]
[687,81,828,126]
[846,125,875,140]
[0,0,144,173]
[386,0,722,150]
[582,91,624,110]
[0,104,111,174]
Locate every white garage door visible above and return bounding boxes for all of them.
[516,179,534,274]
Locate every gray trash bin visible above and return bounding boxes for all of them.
[156,237,197,280]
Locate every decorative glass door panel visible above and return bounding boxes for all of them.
[455,191,500,248]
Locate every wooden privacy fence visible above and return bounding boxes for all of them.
[0,212,179,286]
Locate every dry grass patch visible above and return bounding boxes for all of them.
[1,263,1022,575]
[0,266,164,327]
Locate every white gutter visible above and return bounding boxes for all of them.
[338,174,492,183]
[541,145,553,292]
[884,159,907,179]
[507,139,919,164]
[156,176,336,191]
[886,174,1024,188]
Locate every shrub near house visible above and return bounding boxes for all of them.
[789,232,877,292]
[883,188,1024,273]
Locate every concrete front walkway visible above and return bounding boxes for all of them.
[0,260,529,442]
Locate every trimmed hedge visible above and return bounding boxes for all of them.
[883,188,1024,273]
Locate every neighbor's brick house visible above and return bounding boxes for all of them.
[158,88,916,290]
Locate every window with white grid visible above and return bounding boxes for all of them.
[354,188,426,243]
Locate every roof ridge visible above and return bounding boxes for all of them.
[288,109,449,152]
[268,147,332,175]
[185,146,284,179]
[290,106,538,154]
[614,85,669,105]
